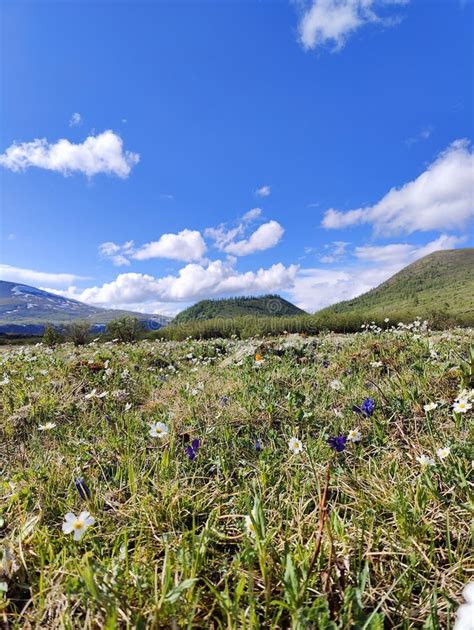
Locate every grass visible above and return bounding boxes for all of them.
[1,321,473,628]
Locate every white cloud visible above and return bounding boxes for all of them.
[133,229,207,262]
[69,112,82,127]
[255,185,271,197]
[98,241,135,266]
[297,0,406,51]
[290,234,465,312]
[222,221,284,256]
[319,240,349,263]
[322,139,474,235]
[0,264,88,287]
[49,260,299,308]
[242,207,262,222]
[0,130,139,178]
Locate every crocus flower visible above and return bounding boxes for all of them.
[327,435,347,452]
[185,438,200,460]
[62,511,95,541]
[75,477,91,500]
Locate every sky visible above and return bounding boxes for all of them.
[0,0,473,316]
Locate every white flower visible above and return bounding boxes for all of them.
[453,400,472,414]
[347,428,362,443]
[84,389,97,399]
[38,422,56,431]
[454,582,474,630]
[436,446,451,460]
[62,511,95,541]
[370,361,383,368]
[124,403,132,411]
[0,377,9,386]
[384,318,390,323]
[288,437,303,454]
[149,422,169,439]
[416,454,435,467]
[423,402,438,412]
[329,379,342,391]
[244,514,256,536]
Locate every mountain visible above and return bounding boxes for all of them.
[318,248,474,317]
[0,281,171,335]
[172,295,306,324]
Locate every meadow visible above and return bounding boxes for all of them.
[1,320,473,628]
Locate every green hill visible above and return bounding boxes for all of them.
[319,248,474,318]
[173,295,306,324]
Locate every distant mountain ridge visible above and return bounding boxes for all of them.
[172,295,306,324]
[0,281,171,334]
[318,248,474,317]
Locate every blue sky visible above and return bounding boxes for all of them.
[1,0,473,315]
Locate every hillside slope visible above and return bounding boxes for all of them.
[173,295,306,324]
[319,248,474,317]
[0,281,171,334]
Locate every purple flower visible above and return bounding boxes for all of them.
[255,439,263,452]
[327,435,347,452]
[75,477,91,500]
[322,360,329,369]
[361,398,375,417]
[218,396,229,408]
[186,438,200,461]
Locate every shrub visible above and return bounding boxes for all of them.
[105,316,143,343]
[42,324,65,347]
[66,321,90,346]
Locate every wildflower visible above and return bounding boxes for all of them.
[423,402,438,412]
[322,359,329,368]
[454,582,474,630]
[244,514,256,536]
[185,438,200,461]
[62,511,95,541]
[218,396,229,408]
[370,361,383,368]
[453,399,472,414]
[347,428,362,443]
[384,318,390,323]
[38,422,56,431]
[416,454,435,467]
[255,354,263,362]
[361,398,375,417]
[0,377,9,386]
[436,446,451,460]
[255,439,263,451]
[149,422,169,439]
[330,379,342,390]
[327,435,347,452]
[288,437,303,454]
[75,477,91,500]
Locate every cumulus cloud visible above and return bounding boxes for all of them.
[133,229,207,262]
[290,234,465,312]
[99,241,135,266]
[223,221,284,256]
[322,140,474,235]
[0,264,88,287]
[48,260,299,308]
[0,130,140,178]
[255,185,271,197]
[69,112,82,127]
[297,0,406,51]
